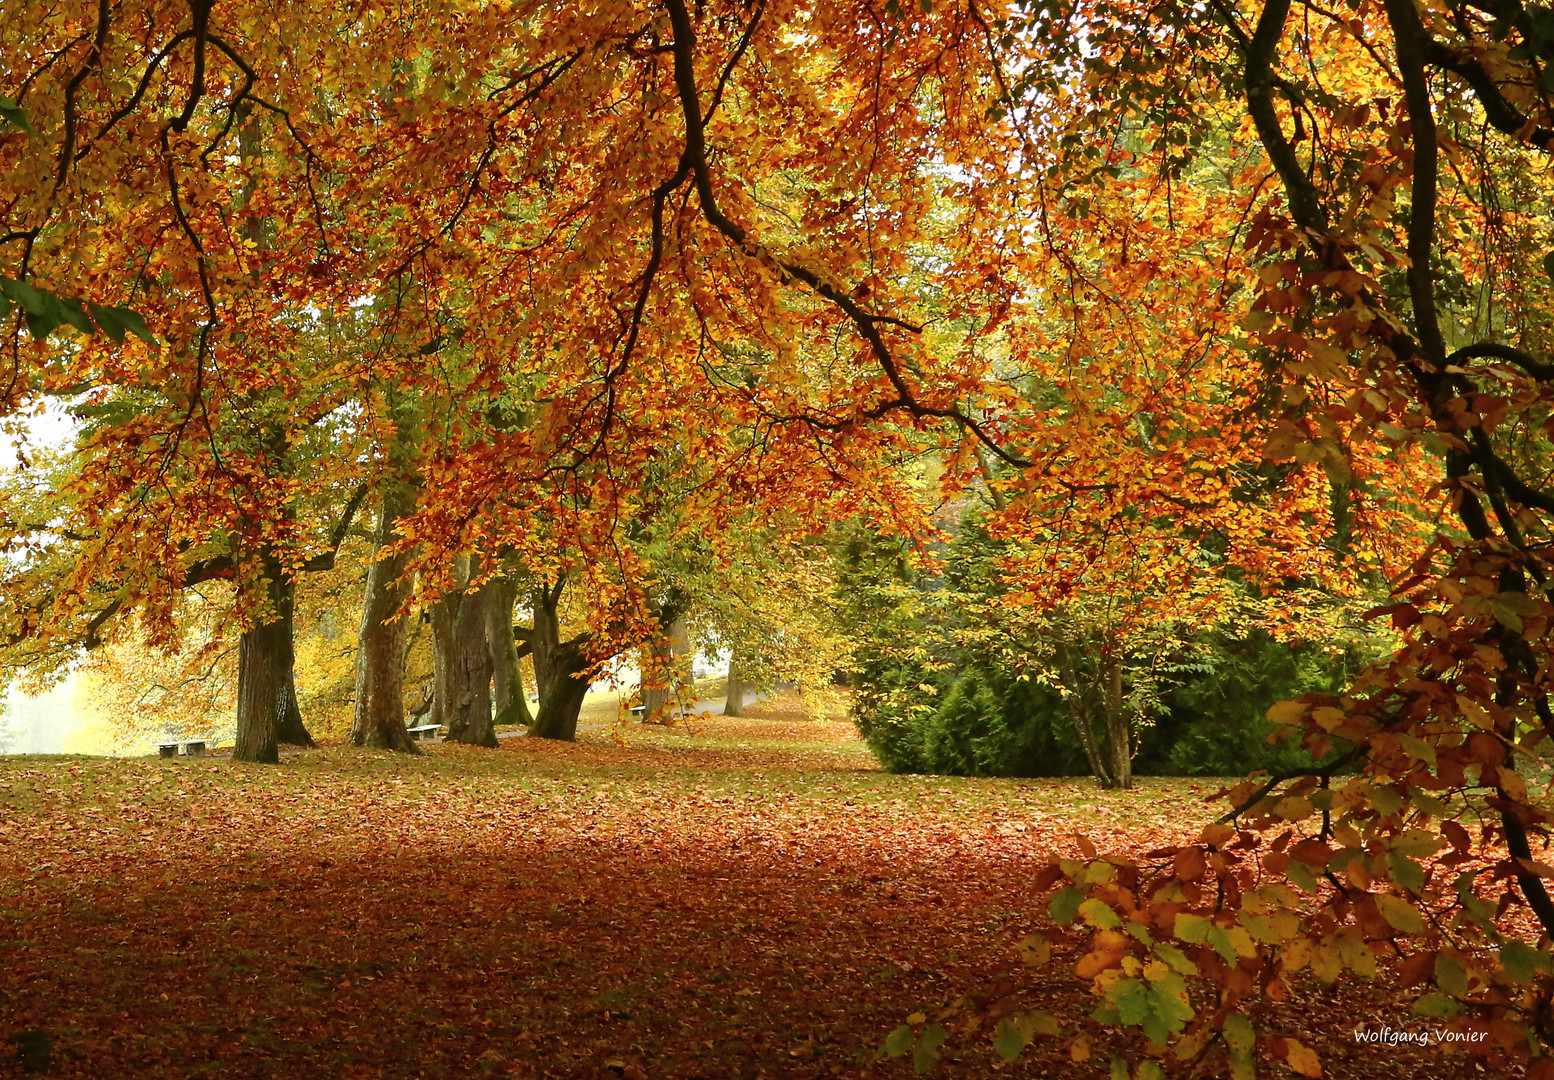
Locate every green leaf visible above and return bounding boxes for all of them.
[1387,852,1426,894]
[912,1025,946,1075]
[1455,874,1498,926]
[1079,898,1121,930]
[1,276,48,316]
[883,1025,914,1058]
[1501,942,1552,983]
[1285,858,1318,893]
[1026,1010,1059,1037]
[70,399,139,426]
[23,300,61,341]
[0,96,37,136]
[1223,1012,1255,1052]
[1374,894,1424,934]
[55,296,92,336]
[1412,992,1459,1018]
[1136,1062,1165,1080]
[89,303,156,345]
[1049,886,1084,925]
[1489,598,1525,633]
[1434,953,1469,999]
[1109,1058,1130,1080]
[1395,732,1436,767]
[992,1020,1028,1063]
[1152,943,1200,976]
[1206,925,1239,964]
[1112,978,1149,1025]
[1389,828,1441,857]
[1224,1012,1257,1080]
[1142,973,1195,1043]
[1369,783,1404,817]
[1173,913,1211,943]
[0,279,155,345]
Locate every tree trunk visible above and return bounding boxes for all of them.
[724,654,745,717]
[349,496,417,752]
[640,616,690,720]
[640,636,674,719]
[528,642,590,741]
[486,577,531,727]
[528,578,591,741]
[277,676,317,748]
[514,656,535,724]
[1101,650,1132,790]
[429,598,451,732]
[436,556,497,748]
[234,560,299,764]
[1057,637,1116,788]
[530,580,562,703]
[1066,694,1112,788]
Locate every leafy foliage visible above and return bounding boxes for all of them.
[846,510,1382,783]
[2,0,1554,1074]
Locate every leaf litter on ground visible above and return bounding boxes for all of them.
[0,697,1456,1078]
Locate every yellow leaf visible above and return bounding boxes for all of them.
[1018,934,1051,968]
[1456,694,1494,730]
[1285,1038,1322,1077]
[1374,894,1425,934]
[1310,943,1342,982]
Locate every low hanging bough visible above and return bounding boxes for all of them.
[951,0,1554,1076]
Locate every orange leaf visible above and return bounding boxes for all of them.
[1285,1038,1322,1077]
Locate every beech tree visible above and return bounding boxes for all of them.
[963,0,1554,1074]
[10,1,1554,1070]
[3,0,1019,756]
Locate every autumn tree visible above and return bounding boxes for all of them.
[5,0,1067,770]
[954,0,1554,1074]
[27,7,1554,1073]
[348,414,420,753]
[0,2,426,763]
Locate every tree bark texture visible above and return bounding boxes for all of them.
[434,556,497,748]
[724,654,745,717]
[640,617,691,720]
[640,637,674,719]
[528,578,590,741]
[277,676,317,748]
[1056,636,1131,789]
[349,496,417,752]
[234,559,306,764]
[1103,650,1132,790]
[485,577,532,727]
[429,601,449,732]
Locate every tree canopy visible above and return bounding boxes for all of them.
[5,0,1554,1073]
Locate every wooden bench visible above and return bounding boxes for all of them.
[629,705,646,721]
[157,740,207,759]
[406,724,444,741]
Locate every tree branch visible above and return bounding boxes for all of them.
[300,480,373,572]
[660,0,1029,469]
